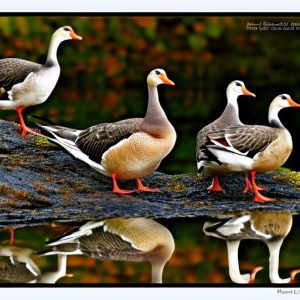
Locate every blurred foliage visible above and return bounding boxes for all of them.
[2,215,300,284]
[1,16,300,173]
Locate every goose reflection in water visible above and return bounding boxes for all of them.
[203,210,300,284]
[38,217,175,284]
[0,245,68,283]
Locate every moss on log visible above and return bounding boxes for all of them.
[0,119,300,228]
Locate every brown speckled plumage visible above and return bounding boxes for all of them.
[0,58,41,94]
[0,260,37,283]
[196,103,241,163]
[76,118,143,164]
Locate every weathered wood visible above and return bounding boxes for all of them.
[0,119,300,228]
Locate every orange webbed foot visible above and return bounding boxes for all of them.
[249,266,263,284]
[289,269,300,283]
[207,176,225,192]
[136,179,160,193]
[254,192,274,203]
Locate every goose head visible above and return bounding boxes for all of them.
[268,94,300,127]
[52,26,82,43]
[147,69,175,87]
[227,80,256,100]
[271,94,300,109]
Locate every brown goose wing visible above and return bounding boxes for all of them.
[0,58,41,94]
[196,104,243,162]
[208,125,278,157]
[196,124,215,162]
[0,260,36,283]
[78,226,144,261]
[76,118,143,163]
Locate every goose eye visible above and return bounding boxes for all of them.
[63,27,71,32]
[281,95,287,100]
[235,82,242,87]
[155,70,161,75]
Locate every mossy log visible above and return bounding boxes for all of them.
[0,119,300,228]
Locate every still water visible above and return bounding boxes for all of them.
[0,210,299,284]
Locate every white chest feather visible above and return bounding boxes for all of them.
[10,67,60,107]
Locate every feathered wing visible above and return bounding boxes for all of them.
[203,214,252,240]
[0,259,37,283]
[196,124,223,169]
[196,104,243,170]
[0,58,41,96]
[41,220,145,261]
[78,226,145,260]
[205,125,277,162]
[75,118,143,163]
[38,118,143,175]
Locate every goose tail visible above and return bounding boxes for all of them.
[34,116,108,176]
[0,100,18,110]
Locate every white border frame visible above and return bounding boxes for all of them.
[1,2,300,300]
[1,0,300,13]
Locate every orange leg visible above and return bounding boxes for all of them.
[16,107,43,138]
[111,173,136,194]
[289,269,300,284]
[136,178,160,193]
[251,170,274,202]
[207,176,225,192]
[243,174,252,193]
[248,266,263,284]
[9,228,14,246]
[243,173,266,193]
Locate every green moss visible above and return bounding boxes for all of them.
[273,171,300,185]
[34,136,55,148]
[166,183,187,193]
[277,167,292,173]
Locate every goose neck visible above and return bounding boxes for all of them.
[141,85,169,133]
[268,103,285,129]
[226,89,240,113]
[151,262,164,283]
[46,35,62,65]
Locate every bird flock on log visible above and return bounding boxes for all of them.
[0,25,300,284]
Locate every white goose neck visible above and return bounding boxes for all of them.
[268,102,285,129]
[226,88,240,112]
[46,35,64,65]
[151,262,164,283]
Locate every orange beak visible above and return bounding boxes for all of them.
[159,74,175,86]
[241,86,256,97]
[288,97,300,107]
[70,28,82,40]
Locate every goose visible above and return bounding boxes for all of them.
[0,26,82,137]
[0,258,38,283]
[203,94,300,202]
[37,69,176,194]
[0,245,40,278]
[37,217,175,283]
[196,80,256,192]
[203,211,300,284]
[35,254,69,283]
[0,246,68,283]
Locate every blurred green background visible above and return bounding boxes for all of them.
[1,16,300,173]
